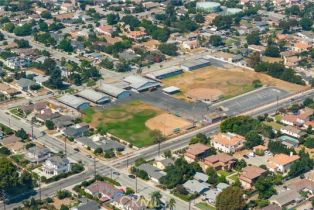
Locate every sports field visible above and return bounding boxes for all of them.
[163,66,306,100]
[82,101,164,148]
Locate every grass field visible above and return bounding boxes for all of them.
[196,202,216,210]
[82,101,164,148]
[163,66,306,101]
[264,121,283,130]
[262,56,283,63]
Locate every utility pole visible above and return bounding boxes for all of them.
[189,200,191,210]
[158,142,161,157]
[110,168,113,179]
[39,177,42,202]
[31,119,34,141]
[276,95,279,113]
[64,139,67,158]
[135,175,138,193]
[126,155,129,168]
[93,157,97,179]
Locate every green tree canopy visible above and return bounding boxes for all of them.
[216,186,245,210]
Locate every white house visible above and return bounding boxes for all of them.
[26,146,51,163]
[211,132,246,153]
[280,126,302,139]
[266,153,299,173]
[43,156,71,176]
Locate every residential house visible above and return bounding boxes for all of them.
[0,83,20,98]
[183,179,210,194]
[75,136,125,152]
[280,126,303,139]
[96,25,114,37]
[284,56,300,68]
[4,57,31,69]
[36,109,61,123]
[52,115,74,131]
[292,42,311,53]
[239,166,266,189]
[266,153,299,173]
[16,78,36,91]
[126,31,149,41]
[202,183,230,204]
[85,181,124,202]
[182,40,198,50]
[248,45,266,54]
[304,121,314,130]
[60,3,74,12]
[26,146,51,163]
[63,123,89,138]
[71,199,100,210]
[194,172,208,183]
[137,163,166,183]
[112,196,146,210]
[1,135,24,153]
[43,156,71,176]
[203,153,236,171]
[184,143,211,163]
[278,135,299,148]
[153,158,174,170]
[281,108,313,126]
[211,132,246,153]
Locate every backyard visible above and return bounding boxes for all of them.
[82,101,164,148]
[162,66,306,101]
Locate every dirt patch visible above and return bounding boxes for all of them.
[145,113,193,136]
[163,66,306,100]
[53,197,74,209]
[262,56,283,63]
[186,88,223,102]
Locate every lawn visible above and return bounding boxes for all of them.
[228,173,239,182]
[196,202,216,210]
[217,170,231,177]
[9,107,23,118]
[264,121,283,130]
[82,101,164,148]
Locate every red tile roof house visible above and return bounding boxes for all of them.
[239,166,266,189]
[85,181,124,202]
[202,153,236,171]
[95,25,114,37]
[266,153,299,173]
[211,132,246,153]
[281,108,313,127]
[184,143,211,163]
[126,31,150,42]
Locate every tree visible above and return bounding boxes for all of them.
[16,128,28,140]
[13,23,32,36]
[189,133,210,145]
[0,32,5,41]
[209,35,224,47]
[121,15,140,30]
[46,69,63,89]
[15,39,30,48]
[100,58,114,69]
[206,167,219,185]
[0,147,11,156]
[152,130,166,156]
[158,43,178,56]
[150,191,162,208]
[167,198,176,210]
[216,186,245,210]
[245,131,263,149]
[107,13,120,25]
[41,11,52,19]
[303,98,314,107]
[246,32,261,45]
[0,158,19,193]
[247,52,261,68]
[58,39,73,52]
[213,15,233,30]
[60,205,69,210]
[288,150,314,178]
[94,147,103,155]
[300,17,313,31]
[268,141,292,155]
[194,13,205,23]
[264,45,280,57]
[45,120,54,130]
[255,175,276,199]
[304,137,314,148]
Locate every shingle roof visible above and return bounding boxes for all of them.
[137,163,166,180]
[183,180,210,194]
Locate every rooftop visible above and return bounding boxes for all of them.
[212,132,246,146]
[76,89,109,103]
[58,94,89,109]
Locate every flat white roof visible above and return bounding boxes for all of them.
[163,86,180,93]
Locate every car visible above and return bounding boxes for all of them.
[243,155,249,159]
[128,174,136,179]
[87,155,92,158]
[113,171,120,176]
[41,131,46,135]
[74,148,80,152]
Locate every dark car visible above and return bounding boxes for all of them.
[128,174,136,179]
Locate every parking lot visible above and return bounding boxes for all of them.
[212,87,289,116]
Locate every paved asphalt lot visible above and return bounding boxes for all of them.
[211,87,289,116]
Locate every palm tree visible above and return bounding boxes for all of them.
[152,130,166,156]
[167,198,176,210]
[150,191,162,208]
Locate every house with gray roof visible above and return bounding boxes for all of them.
[76,89,110,104]
[76,136,125,152]
[16,78,36,91]
[137,163,166,183]
[52,115,74,130]
[71,199,99,210]
[123,75,160,92]
[43,156,71,176]
[97,83,130,99]
[26,146,51,163]
[194,172,208,183]
[58,94,90,111]
[63,123,89,138]
[202,188,219,204]
[183,180,210,194]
